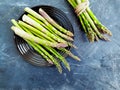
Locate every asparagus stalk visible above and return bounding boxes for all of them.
[27,41,53,64]
[27,14,73,41]
[79,0,111,41]
[24,32,62,73]
[59,48,80,61]
[27,14,77,48]
[24,8,77,48]
[20,24,63,73]
[18,19,80,61]
[39,8,74,37]
[21,22,71,71]
[22,15,68,44]
[11,26,67,48]
[21,17,79,60]
[77,0,109,41]
[21,25,63,73]
[86,7,112,36]
[19,18,73,47]
[11,7,81,73]
[18,18,78,59]
[27,14,70,42]
[27,40,62,73]
[24,7,73,37]
[44,46,70,71]
[80,14,99,42]
[11,19,53,64]
[11,19,63,73]
[33,44,63,73]
[67,0,112,42]
[18,20,55,42]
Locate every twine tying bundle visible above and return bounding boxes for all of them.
[75,0,89,16]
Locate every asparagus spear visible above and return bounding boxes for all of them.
[18,19,80,60]
[18,18,78,60]
[11,19,53,64]
[80,14,99,42]
[11,6,81,73]
[39,8,74,37]
[21,25,63,73]
[27,41,53,64]
[20,22,71,71]
[20,18,79,60]
[44,46,70,71]
[24,8,77,47]
[22,15,68,43]
[20,24,63,73]
[24,31,62,73]
[11,19,63,73]
[27,14,77,48]
[86,7,112,36]
[27,14,74,41]
[27,14,70,42]
[32,43,63,73]
[67,0,112,42]
[26,37,62,73]
[59,48,80,61]
[18,20,55,42]
[24,7,73,37]
[11,26,67,48]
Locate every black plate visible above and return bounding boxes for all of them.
[14,5,74,67]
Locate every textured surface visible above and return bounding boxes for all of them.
[0,0,120,90]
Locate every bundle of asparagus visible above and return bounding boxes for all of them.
[11,7,80,73]
[67,0,112,42]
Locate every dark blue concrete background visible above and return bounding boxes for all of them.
[0,0,120,90]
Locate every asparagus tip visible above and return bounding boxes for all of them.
[57,43,68,48]
[72,44,78,49]
[101,36,111,41]
[74,56,81,61]
[108,31,112,36]
[67,31,74,37]
[68,37,74,41]
[67,65,71,71]
[58,67,62,74]
[47,60,54,64]
[95,35,99,41]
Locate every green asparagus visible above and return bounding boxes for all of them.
[67,0,112,42]
[11,6,80,73]
[11,26,67,48]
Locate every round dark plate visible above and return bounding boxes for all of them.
[14,5,74,67]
